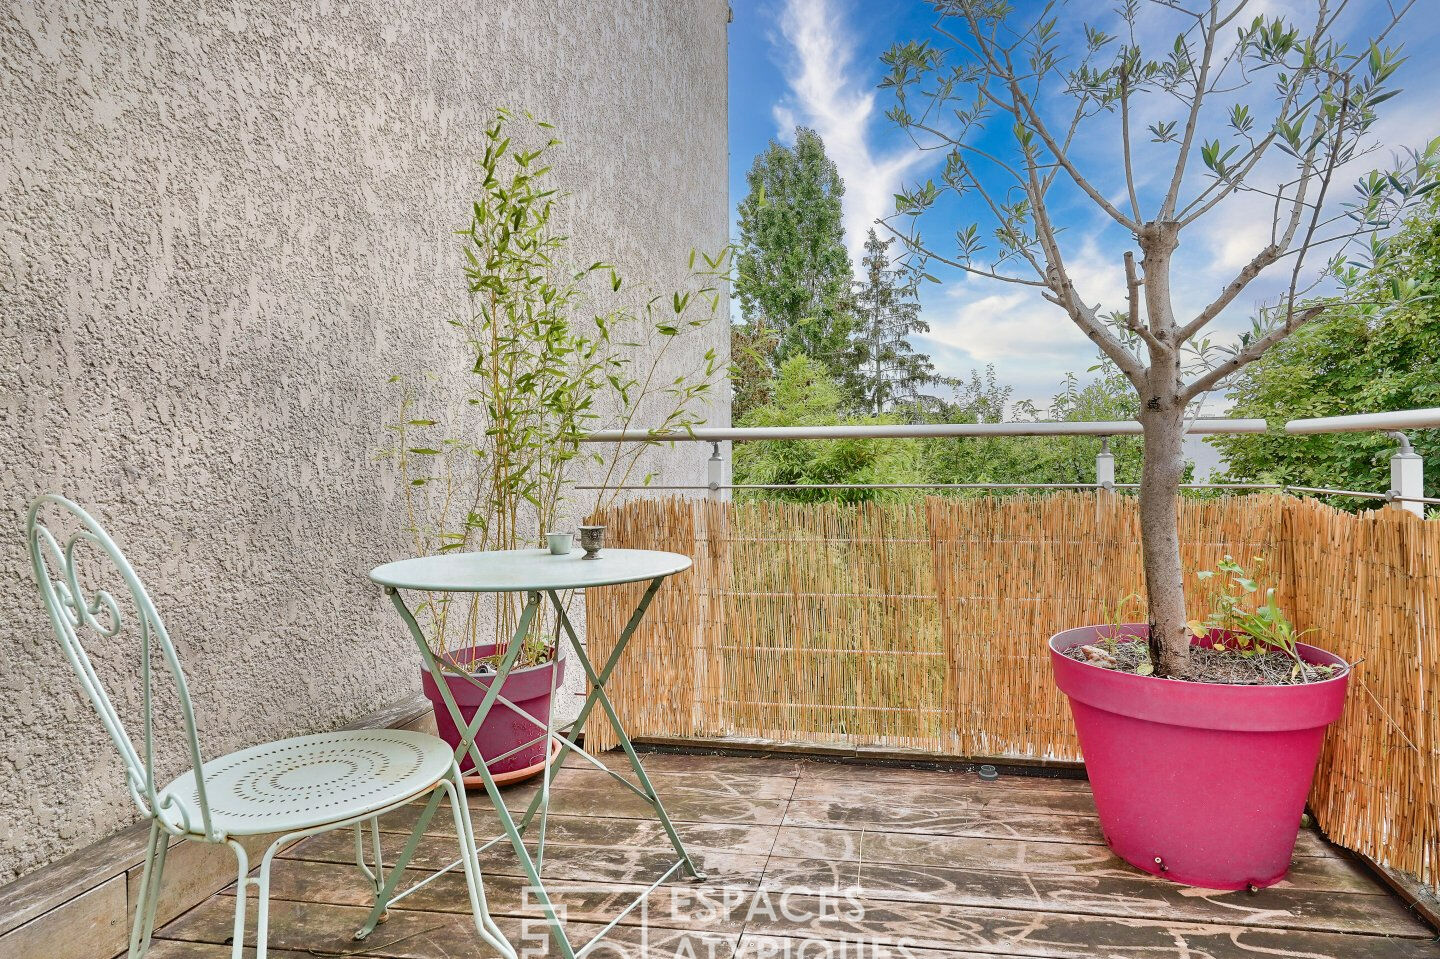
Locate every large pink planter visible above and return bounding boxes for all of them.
[420,644,565,783]
[1049,624,1349,890]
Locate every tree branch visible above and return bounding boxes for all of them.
[1175,105,1326,344]
[1175,244,1284,345]
[1159,3,1218,220]
[1018,148,1146,381]
[1177,1,1410,226]
[1119,60,1144,223]
[881,220,1049,288]
[1181,305,1325,400]
[1275,76,1349,332]
[956,7,1141,231]
[1124,251,1163,351]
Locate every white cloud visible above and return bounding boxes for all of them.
[926,289,1085,361]
[921,237,1125,402]
[772,0,928,265]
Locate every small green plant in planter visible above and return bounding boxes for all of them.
[1073,593,1153,673]
[384,108,725,662]
[1068,557,1341,686]
[379,109,726,778]
[1187,556,1339,684]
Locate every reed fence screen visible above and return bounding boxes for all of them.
[586,493,1440,885]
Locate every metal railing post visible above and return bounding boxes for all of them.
[706,442,726,501]
[1389,432,1425,518]
[1096,437,1115,492]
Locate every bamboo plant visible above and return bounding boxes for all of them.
[382,109,726,665]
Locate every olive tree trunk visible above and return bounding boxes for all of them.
[1138,400,1190,677]
[1129,223,1193,679]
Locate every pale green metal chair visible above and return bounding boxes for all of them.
[26,495,514,959]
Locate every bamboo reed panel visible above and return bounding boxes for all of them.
[715,499,943,749]
[927,493,1290,760]
[1287,498,1440,885]
[588,493,1440,886]
[581,498,703,751]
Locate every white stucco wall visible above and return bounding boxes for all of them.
[0,0,729,884]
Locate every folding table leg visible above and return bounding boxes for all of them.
[373,588,539,948]
[514,580,666,834]
[382,578,705,959]
[468,753,579,959]
[543,585,707,880]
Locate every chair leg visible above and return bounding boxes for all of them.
[227,841,251,959]
[353,823,367,881]
[369,817,386,888]
[354,789,444,941]
[445,769,518,959]
[254,839,285,959]
[127,822,169,959]
[352,820,387,897]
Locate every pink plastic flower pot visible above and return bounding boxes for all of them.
[420,643,566,786]
[1049,624,1349,890]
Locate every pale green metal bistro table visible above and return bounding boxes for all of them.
[367,548,706,959]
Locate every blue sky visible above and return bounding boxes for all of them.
[727,0,1440,410]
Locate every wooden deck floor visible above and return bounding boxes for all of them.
[142,750,1437,958]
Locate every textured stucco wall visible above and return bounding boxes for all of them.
[0,0,729,884]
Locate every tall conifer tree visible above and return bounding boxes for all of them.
[851,228,940,415]
[735,127,855,379]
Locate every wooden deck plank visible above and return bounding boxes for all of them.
[794,771,1082,800]
[143,943,315,959]
[737,933,1025,958]
[1,877,127,959]
[158,895,740,958]
[377,802,780,855]
[766,827,1375,893]
[285,829,771,889]
[796,760,1091,790]
[781,799,1337,857]
[567,750,806,780]
[737,894,1440,959]
[530,766,798,801]
[754,857,1428,937]
[235,857,747,934]
[782,798,1108,843]
[495,781,791,825]
[789,777,1096,816]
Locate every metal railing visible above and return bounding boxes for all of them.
[581,417,1268,442]
[578,409,1438,516]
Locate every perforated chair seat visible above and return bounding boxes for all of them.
[157,729,453,837]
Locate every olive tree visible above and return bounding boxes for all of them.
[883,0,1438,677]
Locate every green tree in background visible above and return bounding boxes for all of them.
[729,320,780,420]
[922,367,1146,491]
[735,128,856,380]
[733,355,923,503]
[733,356,1157,502]
[851,228,944,416]
[1211,199,1440,506]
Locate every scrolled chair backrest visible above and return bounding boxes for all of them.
[26,494,216,841]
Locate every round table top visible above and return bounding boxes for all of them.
[369,548,692,593]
